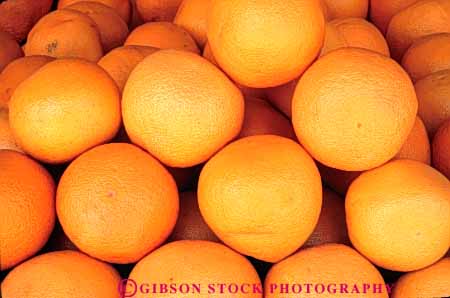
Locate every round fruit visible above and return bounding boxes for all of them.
[370,0,418,34]
[98,45,157,92]
[386,0,450,60]
[239,97,296,140]
[0,108,21,152]
[198,135,322,262]
[122,49,244,168]
[174,0,211,48]
[265,244,389,298]
[207,0,325,88]
[391,257,450,298]
[395,116,431,164]
[318,163,362,196]
[415,69,450,136]
[57,143,179,263]
[346,159,450,272]
[125,22,199,53]
[432,119,450,179]
[320,17,389,56]
[169,191,220,242]
[292,48,418,171]
[58,0,131,23]
[202,42,217,64]
[0,31,23,72]
[128,240,261,298]
[65,1,129,52]
[264,78,299,118]
[304,188,349,248]
[0,150,55,270]
[1,251,121,298]
[321,0,368,20]
[136,0,182,22]
[0,55,53,108]
[24,9,103,62]
[9,58,121,164]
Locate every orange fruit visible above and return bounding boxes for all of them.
[169,191,220,242]
[321,0,368,20]
[129,0,144,29]
[303,188,349,248]
[122,50,244,168]
[265,244,389,298]
[0,30,23,72]
[318,163,362,196]
[402,33,450,82]
[24,9,103,62]
[174,0,211,48]
[136,0,182,22]
[264,77,299,118]
[0,55,54,108]
[0,150,55,270]
[45,222,79,252]
[415,69,450,136]
[57,143,179,264]
[125,22,199,53]
[292,48,418,171]
[9,58,121,164]
[239,97,296,140]
[202,41,217,64]
[0,108,21,152]
[320,17,390,57]
[0,0,53,41]
[395,116,431,164]
[1,251,121,298]
[65,1,129,52]
[370,0,418,34]
[346,159,450,272]
[392,257,450,298]
[207,0,325,88]
[432,119,450,179]
[98,45,158,92]
[198,135,322,262]
[386,0,450,61]
[58,0,131,23]
[128,240,262,298]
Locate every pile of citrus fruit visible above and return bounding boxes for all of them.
[1,0,449,297]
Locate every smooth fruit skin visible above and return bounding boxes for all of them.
[0,31,23,72]
[321,0,368,20]
[265,244,389,298]
[136,0,182,22]
[402,33,450,82]
[370,0,418,34]
[395,116,431,165]
[0,150,55,270]
[9,58,121,164]
[207,0,325,88]
[129,240,262,298]
[0,108,21,151]
[1,251,121,298]
[174,0,211,48]
[292,48,418,171]
[391,257,450,298]
[346,159,450,272]
[57,143,179,264]
[122,50,244,168]
[198,135,322,263]
[58,0,131,23]
[433,119,450,179]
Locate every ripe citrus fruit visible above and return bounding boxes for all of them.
[318,163,362,196]
[1,250,121,298]
[0,55,54,108]
[402,33,450,82]
[370,0,418,34]
[265,244,389,298]
[264,78,299,118]
[0,30,23,72]
[391,257,450,298]
[24,9,103,62]
[0,150,55,270]
[321,0,368,20]
[346,159,450,272]
[320,17,389,56]
[125,22,199,53]
[169,191,220,242]
[128,240,262,298]
[65,1,129,52]
[198,135,322,262]
[386,0,450,60]
[136,0,182,22]
[207,0,325,88]
[415,69,450,136]
[9,58,121,164]
[432,119,450,179]
[239,97,296,140]
[303,188,349,248]
[395,116,431,164]
[202,42,217,64]
[57,143,179,263]
[98,45,157,92]
[174,0,211,48]
[122,49,244,168]
[58,0,131,23]
[292,48,418,171]
[0,109,21,152]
